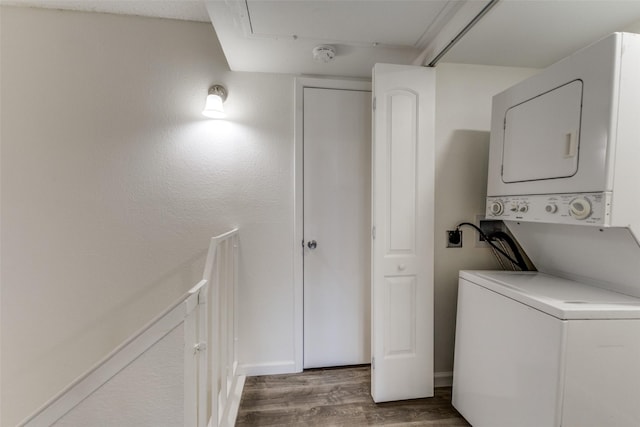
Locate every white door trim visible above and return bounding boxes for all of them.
[293,77,372,372]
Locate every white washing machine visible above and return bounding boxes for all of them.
[452,270,640,427]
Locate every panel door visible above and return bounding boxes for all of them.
[303,87,372,369]
[371,63,435,402]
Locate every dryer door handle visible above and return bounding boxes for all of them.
[565,131,578,158]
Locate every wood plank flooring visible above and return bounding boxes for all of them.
[236,365,470,426]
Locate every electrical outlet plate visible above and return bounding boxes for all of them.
[475,214,506,247]
[446,230,462,248]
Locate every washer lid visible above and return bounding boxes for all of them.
[460,270,640,320]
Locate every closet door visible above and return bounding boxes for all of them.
[303,87,372,369]
[371,63,435,402]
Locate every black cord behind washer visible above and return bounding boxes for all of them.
[456,222,528,271]
[487,230,528,271]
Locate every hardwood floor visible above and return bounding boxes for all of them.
[236,365,470,426]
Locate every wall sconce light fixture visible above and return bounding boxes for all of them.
[202,85,227,119]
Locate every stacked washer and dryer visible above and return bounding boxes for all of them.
[452,33,640,427]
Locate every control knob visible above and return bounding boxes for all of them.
[569,197,592,220]
[489,201,504,216]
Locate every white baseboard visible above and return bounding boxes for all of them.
[237,360,299,376]
[434,371,453,388]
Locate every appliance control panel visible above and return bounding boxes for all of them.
[486,192,612,226]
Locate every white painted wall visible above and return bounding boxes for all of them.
[0,7,294,426]
[53,325,184,427]
[433,63,539,375]
[624,18,640,32]
[1,6,541,425]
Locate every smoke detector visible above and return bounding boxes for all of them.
[312,45,336,63]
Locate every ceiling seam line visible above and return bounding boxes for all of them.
[244,0,255,35]
[427,0,501,68]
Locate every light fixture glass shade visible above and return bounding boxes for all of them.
[202,93,226,119]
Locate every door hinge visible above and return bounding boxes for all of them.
[372,97,376,111]
[372,356,375,369]
[372,226,376,240]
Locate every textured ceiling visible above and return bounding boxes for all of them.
[243,0,453,47]
[0,0,210,22]
[3,0,640,77]
[205,0,482,77]
[444,0,640,68]
[207,0,640,77]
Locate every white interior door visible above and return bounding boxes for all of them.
[371,64,435,402]
[303,87,372,369]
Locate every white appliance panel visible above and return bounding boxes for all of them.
[464,270,640,319]
[488,32,625,197]
[562,320,640,427]
[486,192,611,226]
[502,80,582,183]
[452,277,565,427]
[505,221,640,298]
[485,32,640,299]
[487,32,640,233]
[453,271,640,427]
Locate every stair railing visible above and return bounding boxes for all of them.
[19,228,243,427]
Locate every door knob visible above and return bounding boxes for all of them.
[307,240,317,249]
